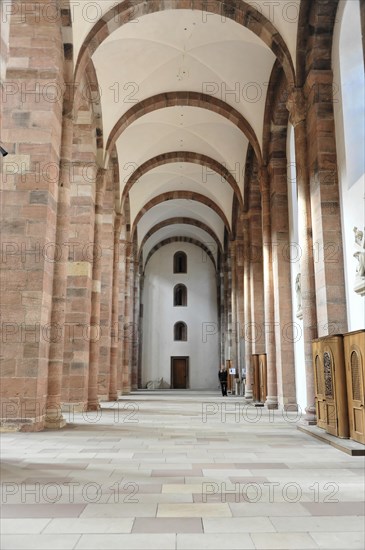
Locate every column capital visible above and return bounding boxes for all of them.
[286,88,307,127]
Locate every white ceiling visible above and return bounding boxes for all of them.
[142,225,219,268]
[115,106,249,195]
[92,10,275,149]
[135,200,226,248]
[71,1,299,264]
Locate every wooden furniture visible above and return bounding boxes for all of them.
[312,335,349,438]
[258,354,267,402]
[344,330,365,444]
[252,354,260,401]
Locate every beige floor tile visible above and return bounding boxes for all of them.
[2,392,364,549]
[250,532,318,549]
[270,515,364,532]
[203,517,275,533]
[79,503,157,518]
[0,519,51,535]
[75,533,176,549]
[176,533,255,549]
[157,503,231,517]
[0,534,80,549]
[43,517,134,533]
[310,531,365,549]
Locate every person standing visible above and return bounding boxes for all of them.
[218,366,228,396]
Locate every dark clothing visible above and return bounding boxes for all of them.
[218,370,228,396]
[218,370,228,382]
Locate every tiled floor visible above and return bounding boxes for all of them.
[1,391,364,549]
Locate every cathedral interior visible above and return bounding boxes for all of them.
[0,1,364,549]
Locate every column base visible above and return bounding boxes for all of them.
[86,400,101,411]
[244,389,253,400]
[282,402,299,412]
[109,393,118,401]
[265,396,278,409]
[45,415,66,430]
[300,406,317,425]
[44,406,67,429]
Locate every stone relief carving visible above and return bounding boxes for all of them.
[295,272,303,320]
[353,227,365,296]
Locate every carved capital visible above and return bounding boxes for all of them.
[286,88,307,127]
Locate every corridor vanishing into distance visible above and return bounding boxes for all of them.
[1,391,364,550]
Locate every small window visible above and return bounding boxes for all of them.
[173,251,187,273]
[174,284,187,306]
[174,322,187,341]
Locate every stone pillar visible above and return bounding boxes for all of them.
[109,214,122,401]
[260,167,278,409]
[117,220,127,395]
[304,75,347,336]
[242,216,253,400]
[269,156,298,411]
[235,220,245,385]
[62,116,97,411]
[219,268,226,367]
[97,171,115,401]
[122,238,133,393]
[250,210,265,358]
[137,272,144,389]
[230,240,238,377]
[287,89,317,422]
[45,114,73,429]
[87,168,107,410]
[0,2,64,431]
[131,258,140,390]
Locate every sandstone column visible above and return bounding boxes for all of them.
[287,89,317,422]
[269,157,298,411]
[243,216,253,400]
[45,114,73,429]
[87,168,107,410]
[230,240,238,381]
[109,214,122,400]
[260,167,278,409]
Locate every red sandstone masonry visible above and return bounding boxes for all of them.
[1,2,64,431]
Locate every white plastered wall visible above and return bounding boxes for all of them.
[141,242,220,389]
[333,0,365,331]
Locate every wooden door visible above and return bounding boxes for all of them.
[313,340,327,430]
[259,354,267,403]
[171,357,189,389]
[344,331,365,444]
[252,355,260,401]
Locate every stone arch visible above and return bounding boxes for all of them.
[132,191,231,238]
[107,92,262,166]
[262,61,290,166]
[75,0,295,88]
[139,217,222,257]
[122,151,243,209]
[144,237,216,271]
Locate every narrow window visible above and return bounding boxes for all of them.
[173,251,187,273]
[174,322,187,341]
[174,284,187,306]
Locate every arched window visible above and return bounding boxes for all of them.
[174,284,187,306]
[174,322,187,341]
[173,251,187,273]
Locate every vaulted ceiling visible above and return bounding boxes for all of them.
[71,1,300,268]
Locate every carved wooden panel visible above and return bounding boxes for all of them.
[344,331,365,444]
